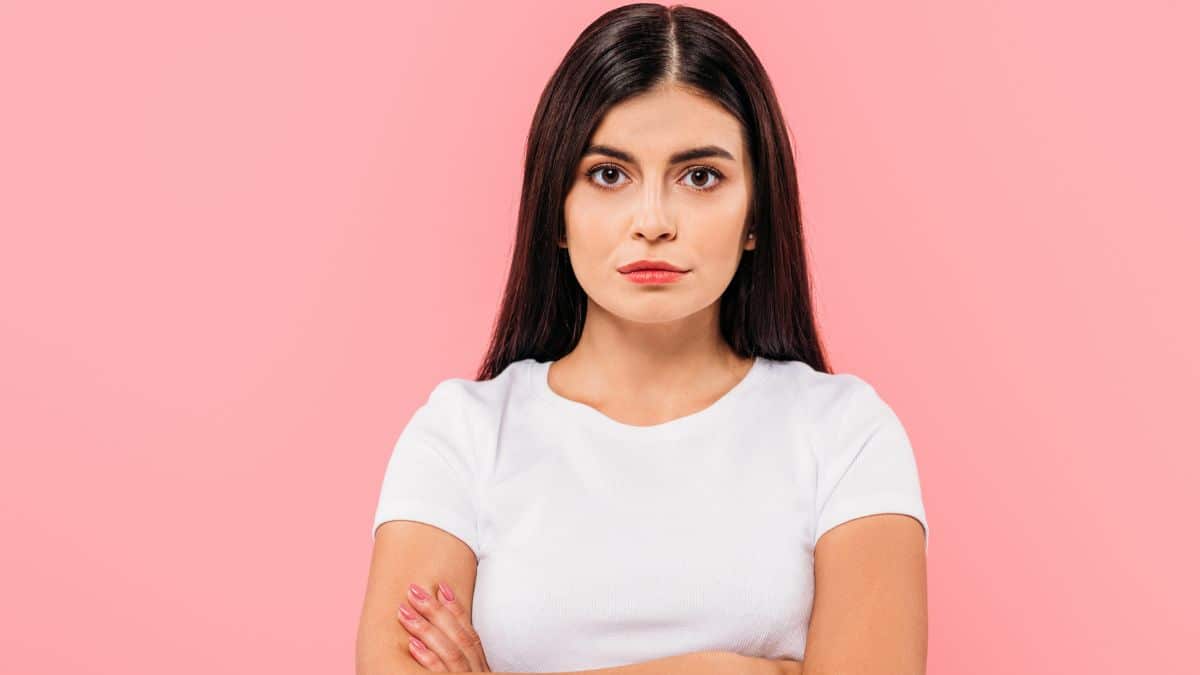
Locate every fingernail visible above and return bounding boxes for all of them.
[408,583,429,601]
[398,605,417,621]
[410,637,428,652]
[437,582,455,602]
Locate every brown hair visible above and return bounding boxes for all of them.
[476,3,830,380]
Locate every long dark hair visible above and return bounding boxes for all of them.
[475,3,830,380]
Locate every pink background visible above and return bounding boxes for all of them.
[2,1,1196,673]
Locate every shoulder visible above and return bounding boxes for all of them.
[426,357,532,406]
[757,358,905,463]
[418,357,536,429]
[758,357,887,421]
[391,358,535,475]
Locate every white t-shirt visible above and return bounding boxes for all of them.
[372,356,929,672]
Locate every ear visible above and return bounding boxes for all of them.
[745,229,757,251]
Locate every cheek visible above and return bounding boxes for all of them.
[563,194,616,274]
[691,202,749,251]
[687,209,750,283]
[563,185,598,238]
[709,190,751,229]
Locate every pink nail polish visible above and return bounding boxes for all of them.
[398,605,417,621]
[437,582,455,602]
[408,583,429,601]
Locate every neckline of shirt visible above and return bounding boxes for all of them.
[529,356,767,439]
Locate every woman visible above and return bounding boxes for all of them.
[357,4,929,675]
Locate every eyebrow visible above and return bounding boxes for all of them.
[581,144,736,165]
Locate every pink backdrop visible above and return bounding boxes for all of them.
[2,1,1196,673]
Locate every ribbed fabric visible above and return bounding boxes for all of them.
[372,357,928,671]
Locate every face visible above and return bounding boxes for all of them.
[561,82,756,325]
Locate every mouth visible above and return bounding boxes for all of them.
[617,259,688,274]
[619,268,690,285]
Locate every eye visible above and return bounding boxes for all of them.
[586,164,630,189]
[584,164,726,192]
[680,166,724,191]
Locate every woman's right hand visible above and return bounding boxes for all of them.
[397,581,490,672]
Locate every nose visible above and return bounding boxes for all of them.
[630,196,676,242]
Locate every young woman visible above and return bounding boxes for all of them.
[357,4,929,675]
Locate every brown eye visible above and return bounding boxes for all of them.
[585,164,724,191]
[682,167,723,191]
[586,165,629,189]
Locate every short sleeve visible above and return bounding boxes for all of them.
[813,376,930,553]
[371,380,481,558]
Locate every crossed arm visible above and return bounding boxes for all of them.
[359,513,926,675]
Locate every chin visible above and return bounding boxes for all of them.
[608,300,706,324]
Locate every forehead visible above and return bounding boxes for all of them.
[587,85,746,160]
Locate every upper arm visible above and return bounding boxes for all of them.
[358,379,484,675]
[802,375,930,674]
[356,520,480,675]
[802,513,928,675]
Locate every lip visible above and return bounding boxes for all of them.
[617,259,688,273]
[623,269,687,284]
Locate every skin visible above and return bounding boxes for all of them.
[390,80,927,675]
[550,80,758,426]
[398,80,772,673]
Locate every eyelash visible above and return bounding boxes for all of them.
[584,164,726,192]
